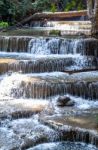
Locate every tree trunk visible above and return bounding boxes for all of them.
[87,0,94,18]
[91,0,98,36]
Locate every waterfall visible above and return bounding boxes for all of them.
[0,54,97,74]
[0,36,32,52]
[28,38,80,54]
[0,72,98,100]
[0,35,98,150]
[0,36,98,56]
[22,37,98,56]
[28,38,98,56]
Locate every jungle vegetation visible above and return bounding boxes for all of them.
[0,0,86,24]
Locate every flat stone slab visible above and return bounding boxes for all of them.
[38,107,98,148]
[40,108,98,132]
[0,99,49,119]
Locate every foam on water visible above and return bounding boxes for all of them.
[53,94,98,112]
[0,73,25,99]
[28,38,83,55]
[0,71,98,99]
[0,51,81,59]
[70,95,98,109]
[0,72,67,99]
[28,142,98,150]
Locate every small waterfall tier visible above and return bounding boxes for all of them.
[0,36,32,52]
[0,72,98,100]
[0,53,97,74]
[0,36,98,57]
[28,38,98,56]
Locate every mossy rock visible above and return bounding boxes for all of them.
[49,30,61,36]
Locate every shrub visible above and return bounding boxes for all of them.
[0,21,9,28]
[51,3,57,13]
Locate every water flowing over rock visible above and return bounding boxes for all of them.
[0,35,98,150]
[0,54,98,74]
[28,38,89,55]
[28,37,98,56]
[0,37,98,57]
[0,36,32,52]
[0,72,98,100]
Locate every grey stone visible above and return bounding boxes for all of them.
[57,96,75,107]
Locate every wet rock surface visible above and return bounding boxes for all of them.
[0,95,98,150]
[0,54,98,74]
[57,96,75,107]
[0,36,98,150]
[0,99,49,119]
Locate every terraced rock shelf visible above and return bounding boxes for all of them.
[0,36,98,150]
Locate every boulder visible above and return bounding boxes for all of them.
[57,96,75,107]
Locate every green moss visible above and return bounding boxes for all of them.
[49,30,61,36]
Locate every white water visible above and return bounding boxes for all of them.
[28,38,81,54]
[31,21,91,33]
[53,95,98,114]
[0,72,98,110]
[67,95,98,110]
[0,36,98,149]
[28,142,98,150]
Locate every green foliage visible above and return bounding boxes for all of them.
[51,3,57,13]
[77,1,84,11]
[0,0,86,24]
[64,2,72,12]
[0,21,9,28]
[17,0,33,17]
[0,0,33,23]
[0,0,16,17]
[32,0,51,11]
[64,0,85,11]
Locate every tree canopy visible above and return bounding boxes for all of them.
[0,0,33,23]
[0,0,86,24]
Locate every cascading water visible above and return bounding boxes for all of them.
[1,36,98,56]
[0,35,98,150]
[0,36,32,52]
[28,38,82,54]
[0,54,97,74]
[1,72,98,100]
[29,20,91,36]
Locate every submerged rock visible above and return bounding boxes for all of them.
[57,96,75,107]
